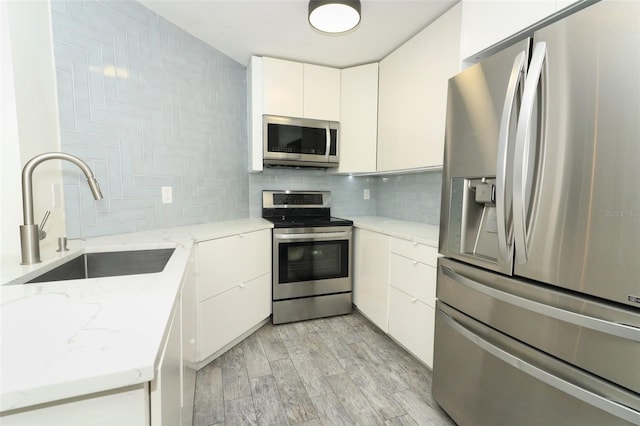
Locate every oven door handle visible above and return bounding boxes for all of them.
[275,231,351,241]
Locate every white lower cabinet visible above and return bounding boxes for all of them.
[353,228,390,331]
[197,273,271,359]
[354,228,439,368]
[0,385,148,425]
[195,229,272,363]
[150,300,182,426]
[388,287,436,368]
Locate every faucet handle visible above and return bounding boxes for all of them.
[38,210,50,241]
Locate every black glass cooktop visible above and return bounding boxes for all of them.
[263,215,353,229]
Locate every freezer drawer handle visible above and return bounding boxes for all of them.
[441,265,640,342]
[439,309,640,424]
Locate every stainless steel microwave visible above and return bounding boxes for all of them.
[263,115,339,168]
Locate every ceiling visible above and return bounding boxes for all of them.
[139,0,459,68]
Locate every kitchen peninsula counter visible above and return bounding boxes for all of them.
[0,218,272,414]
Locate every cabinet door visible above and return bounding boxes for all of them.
[197,230,271,301]
[389,253,437,308]
[303,63,340,121]
[197,273,271,360]
[388,286,436,368]
[180,251,197,426]
[353,229,390,332]
[377,4,461,172]
[150,302,182,426]
[263,57,303,118]
[460,0,555,61]
[338,63,378,173]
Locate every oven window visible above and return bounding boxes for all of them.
[278,240,349,283]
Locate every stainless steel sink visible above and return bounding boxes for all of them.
[26,248,175,283]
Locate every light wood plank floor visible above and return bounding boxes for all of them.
[193,311,456,426]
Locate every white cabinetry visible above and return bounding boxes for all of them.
[195,229,271,363]
[303,63,341,121]
[150,300,182,426]
[0,385,148,425]
[337,63,379,174]
[262,57,303,118]
[180,251,197,426]
[353,226,439,368]
[387,238,438,368]
[249,57,341,172]
[377,4,461,172]
[460,0,582,62]
[353,228,389,331]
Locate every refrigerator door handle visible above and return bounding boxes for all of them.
[513,42,547,264]
[496,51,527,262]
[440,264,640,341]
[438,309,640,424]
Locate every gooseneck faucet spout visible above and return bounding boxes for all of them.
[20,152,103,265]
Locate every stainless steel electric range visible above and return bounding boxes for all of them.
[262,190,353,324]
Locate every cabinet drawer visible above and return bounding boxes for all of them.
[388,286,436,368]
[389,253,436,307]
[390,238,438,267]
[197,273,271,360]
[197,230,271,301]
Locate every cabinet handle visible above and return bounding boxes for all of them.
[239,283,246,288]
[239,233,245,238]
[412,241,418,246]
[411,298,418,303]
[413,261,419,266]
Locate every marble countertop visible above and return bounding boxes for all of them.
[0,218,272,413]
[350,216,440,248]
[0,215,434,413]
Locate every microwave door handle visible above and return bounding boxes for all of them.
[513,41,546,264]
[325,124,331,162]
[496,51,527,262]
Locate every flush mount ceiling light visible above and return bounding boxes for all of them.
[308,0,362,34]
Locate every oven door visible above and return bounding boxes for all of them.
[273,226,352,300]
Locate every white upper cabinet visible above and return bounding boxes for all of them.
[460,0,581,62]
[337,63,379,174]
[262,57,303,118]
[260,57,340,120]
[248,56,341,172]
[303,63,341,121]
[377,3,461,172]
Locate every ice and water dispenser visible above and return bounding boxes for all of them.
[447,177,500,262]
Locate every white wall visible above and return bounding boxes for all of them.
[1,0,64,265]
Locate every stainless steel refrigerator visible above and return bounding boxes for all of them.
[434,1,640,424]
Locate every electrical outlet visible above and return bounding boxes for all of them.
[363,189,370,200]
[161,186,173,204]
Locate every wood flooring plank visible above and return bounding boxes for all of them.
[221,345,252,401]
[193,358,225,426]
[287,343,333,397]
[311,392,355,426]
[326,373,385,425]
[250,375,290,426]
[241,331,272,379]
[271,358,319,424]
[350,341,409,394]
[393,389,456,426]
[317,329,359,361]
[295,419,323,426]
[300,332,345,377]
[384,414,418,425]
[341,356,407,420]
[224,396,258,426]
[257,323,289,361]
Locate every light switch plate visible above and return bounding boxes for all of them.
[364,189,370,200]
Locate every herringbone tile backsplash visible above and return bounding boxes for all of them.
[52,0,248,238]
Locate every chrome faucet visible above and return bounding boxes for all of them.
[20,152,103,265]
